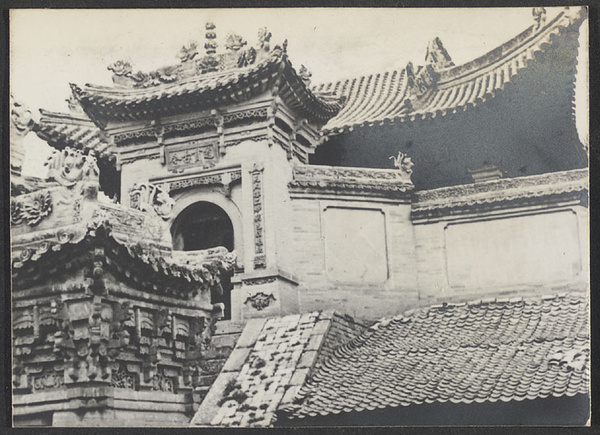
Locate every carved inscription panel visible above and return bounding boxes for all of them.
[323,207,388,283]
[166,142,218,171]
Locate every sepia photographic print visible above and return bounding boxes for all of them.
[9,7,590,427]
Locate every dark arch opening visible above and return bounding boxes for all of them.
[171,201,235,319]
[171,201,234,252]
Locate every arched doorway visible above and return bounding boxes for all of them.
[171,201,235,252]
[171,201,235,319]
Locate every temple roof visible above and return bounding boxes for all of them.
[281,292,589,421]
[316,7,586,135]
[71,47,341,125]
[192,292,588,426]
[33,109,113,160]
[12,216,234,300]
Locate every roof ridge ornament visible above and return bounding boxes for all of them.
[10,95,35,177]
[532,7,547,30]
[389,151,414,183]
[425,37,455,69]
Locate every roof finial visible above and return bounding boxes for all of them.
[425,37,454,69]
[298,65,312,86]
[179,41,199,62]
[532,7,547,29]
[201,22,219,73]
[389,151,414,183]
[204,21,218,56]
[225,33,247,52]
[258,27,272,53]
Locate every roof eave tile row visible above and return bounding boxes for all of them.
[72,54,341,124]
[34,110,114,160]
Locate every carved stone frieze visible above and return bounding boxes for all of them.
[222,108,268,124]
[165,169,242,193]
[413,168,588,213]
[163,118,217,134]
[112,128,157,144]
[242,277,277,286]
[250,163,266,269]
[289,164,414,196]
[225,133,269,148]
[244,292,276,311]
[151,372,175,392]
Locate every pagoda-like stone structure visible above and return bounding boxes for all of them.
[11,99,235,426]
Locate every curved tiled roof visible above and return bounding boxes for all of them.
[34,109,114,161]
[316,7,586,135]
[72,54,341,124]
[283,293,589,420]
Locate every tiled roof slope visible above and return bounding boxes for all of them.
[281,293,589,420]
[316,7,586,135]
[190,311,367,427]
[34,109,113,160]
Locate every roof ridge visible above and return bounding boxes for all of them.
[367,291,587,329]
[437,8,584,86]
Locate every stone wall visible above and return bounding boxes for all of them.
[414,205,589,306]
[290,196,420,320]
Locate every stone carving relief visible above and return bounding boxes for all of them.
[163,118,216,135]
[151,372,175,393]
[244,292,276,311]
[389,151,415,183]
[46,147,99,188]
[129,182,175,220]
[11,191,53,226]
[250,163,266,269]
[31,372,65,392]
[110,363,136,389]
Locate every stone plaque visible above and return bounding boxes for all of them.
[323,207,388,283]
[166,142,218,171]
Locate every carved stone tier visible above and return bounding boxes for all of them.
[12,169,235,425]
[411,168,588,222]
[289,164,414,199]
